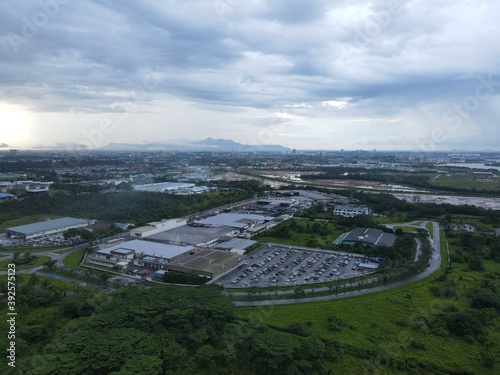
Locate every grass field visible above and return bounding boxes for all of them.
[6,246,66,253]
[255,219,343,249]
[236,224,500,374]
[393,225,418,232]
[430,175,500,192]
[425,221,434,237]
[0,255,51,271]
[62,249,87,271]
[236,262,499,374]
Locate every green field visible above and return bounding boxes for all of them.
[255,219,343,249]
[393,225,418,232]
[425,222,434,237]
[430,175,500,192]
[0,255,51,271]
[236,226,500,374]
[62,249,87,270]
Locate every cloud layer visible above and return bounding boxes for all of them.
[1,0,499,150]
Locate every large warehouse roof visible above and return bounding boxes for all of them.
[6,217,88,236]
[132,181,195,192]
[196,213,274,229]
[97,239,193,259]
[147,225,234,246]
[165,248,241,278]
[343,228,397,248]
[216,238,257,250]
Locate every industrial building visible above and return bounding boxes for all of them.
[164,248,241,278]
[130,218,187,238]
[340,228,396,248]
[333,204,369,217]
[215,238,257,253]
[87,239,194,270]
[5,217,90,240]
[195,213,274,229]
[146,224,236,247]
[132,181,195,193]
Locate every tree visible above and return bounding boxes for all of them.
[44,259,57,271]
[28,273,39,287]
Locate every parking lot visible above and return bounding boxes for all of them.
[217,243,375,288]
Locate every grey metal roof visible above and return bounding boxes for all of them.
[97,239,193,259]
[6,217,88,236]
[197,213,274,229]
[216,238,257,250]
[147,225,233,245]
[343,228,396,248]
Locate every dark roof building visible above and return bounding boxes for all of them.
[342,228,396,248]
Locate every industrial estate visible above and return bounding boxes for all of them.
[1,148,500,374]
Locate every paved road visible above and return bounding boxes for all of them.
[233,220,442,306]
[0,245,115,292]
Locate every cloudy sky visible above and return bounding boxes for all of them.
[1,0,500,151]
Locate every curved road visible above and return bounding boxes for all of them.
[0,245,115,292]
[232,221,442,306]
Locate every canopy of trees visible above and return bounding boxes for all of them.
[1,285,339,375]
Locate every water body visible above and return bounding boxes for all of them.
[440,163,500,171]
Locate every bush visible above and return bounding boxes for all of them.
[327,315,346,332]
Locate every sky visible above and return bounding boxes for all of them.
[1,0,500,151]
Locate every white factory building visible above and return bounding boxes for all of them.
[130,218,187,238]
[333,204,369,217]
[87,239,194,270]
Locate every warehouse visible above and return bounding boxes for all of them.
[87,239,194,269]
[195,213,274,229]
[146,224,236,247]
[5,217,89,240]
[132,181,195,193]
[333,204,369,217]
[131,218,187,238]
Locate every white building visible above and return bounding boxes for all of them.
[131,218,187,238]
[132,181,195,193]
[333,204,369,217]
[88,239,193,269]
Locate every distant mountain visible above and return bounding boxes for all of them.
[99,138,291,152]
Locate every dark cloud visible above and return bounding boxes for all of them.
[0,0,499,150]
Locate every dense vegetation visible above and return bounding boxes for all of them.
[0,190,251,226]
[237,235,500,374]
[0,285,340,375]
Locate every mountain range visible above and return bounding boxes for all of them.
[99,138,291,152]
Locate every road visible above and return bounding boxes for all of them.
[0,245,115,292]
[233,220,442,306]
